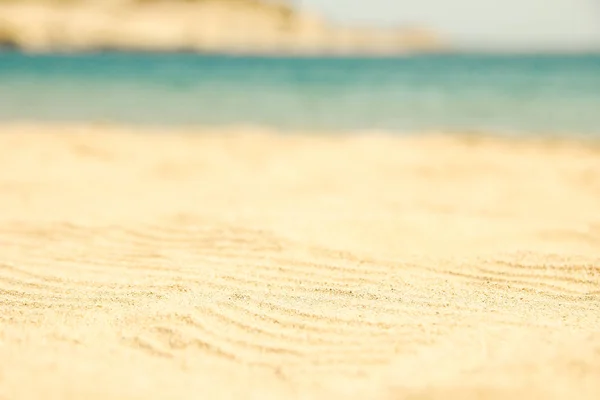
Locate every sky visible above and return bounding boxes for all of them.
[298,0,600,51]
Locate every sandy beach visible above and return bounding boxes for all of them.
[0,124,599,400]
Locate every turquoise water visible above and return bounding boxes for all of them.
[1,51,600,136]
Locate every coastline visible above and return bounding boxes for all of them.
[0,1,444,54]
[1,123,599,399]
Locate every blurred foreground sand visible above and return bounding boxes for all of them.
[0,125,599,400]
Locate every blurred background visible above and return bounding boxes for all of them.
[0,0,599,136]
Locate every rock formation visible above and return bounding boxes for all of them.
[0,0,445,54]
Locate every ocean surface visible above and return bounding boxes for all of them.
[1,51,600,137]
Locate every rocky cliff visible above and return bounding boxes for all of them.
[0,0,445,54]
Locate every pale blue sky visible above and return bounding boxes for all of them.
[298,0,600,50]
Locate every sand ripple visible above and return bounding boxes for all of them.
[0,125,599,399]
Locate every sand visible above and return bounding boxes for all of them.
[0,124,599,400]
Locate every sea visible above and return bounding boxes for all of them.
[1,50,599,137]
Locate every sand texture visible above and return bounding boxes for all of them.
[0,125,599,400]
[0,0,442,54]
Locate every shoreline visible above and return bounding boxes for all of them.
[3,47,600,56]
[2,121,600,145]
